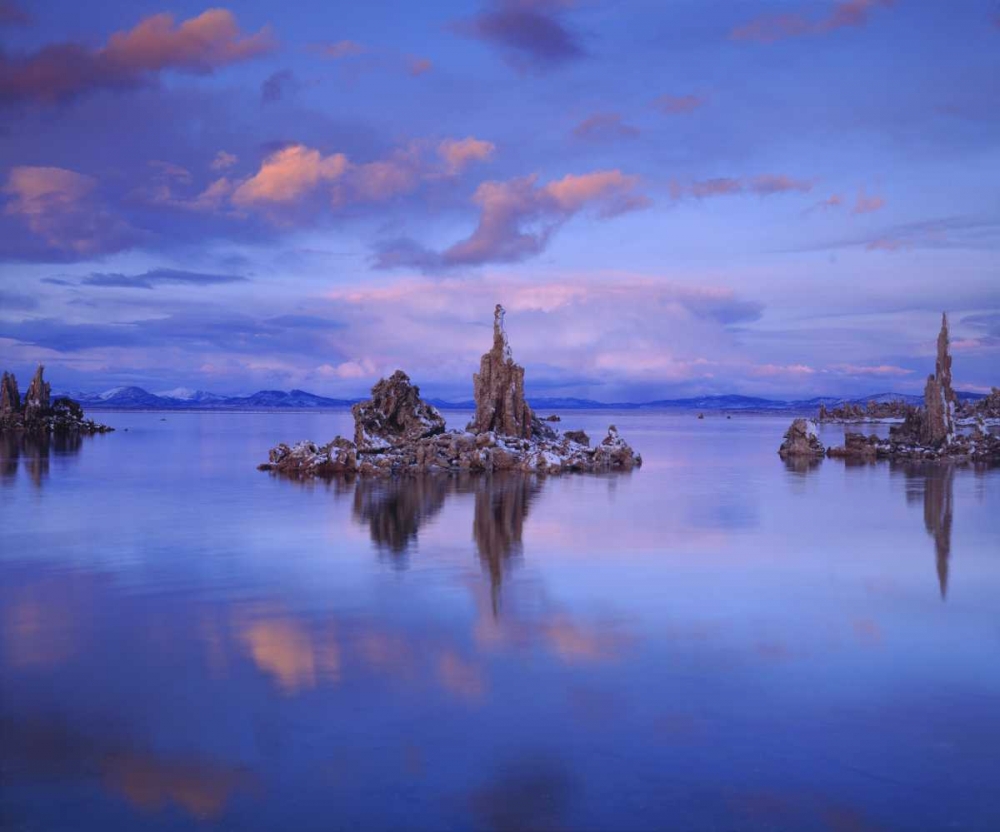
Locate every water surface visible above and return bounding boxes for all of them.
[2,412,998,831]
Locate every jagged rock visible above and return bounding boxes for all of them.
[469,304,534,439]
[777,419,825,459]
[826,432,879,461]
[0,365,112,435]
[1,371,19,416]
[261,305,642,478]
[542,414,561,422]
[352,370,446,452]
[921,313,956,446]
[22,365,51,420]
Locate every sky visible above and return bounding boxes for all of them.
[1,0,998,401]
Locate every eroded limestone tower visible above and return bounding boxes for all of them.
[922,313,955,446]
[469,304,534,438]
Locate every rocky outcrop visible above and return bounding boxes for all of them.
[822,313,999,463]
[0,365,112,435]
[777,419,825,459]
[260,306,642,478]
[818,400,914,423]
[469,305,534,439]
[921,313,956,445]
[352,370,445,452]
[1,371,20,415]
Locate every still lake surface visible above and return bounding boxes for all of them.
[1,411,998,831]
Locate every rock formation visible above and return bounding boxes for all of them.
[260,306,642,478]
[352,370,445,452]
[821,313,999,463]
[22,365,51,420]
[777,419,825,459]
[921,313,956,446]
[0,365,112,435]
[469,304,534,439]
[1,371,20,416]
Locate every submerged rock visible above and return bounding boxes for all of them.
[0,365,112,435]
[352,370,445,452]
[777,418,825,459]
[260,306,641,478]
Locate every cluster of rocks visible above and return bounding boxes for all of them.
[958,387,1000,422]
[260,305,641,478]
[818,400,913,423]
[0,366,112,435]
[780,314,999,464]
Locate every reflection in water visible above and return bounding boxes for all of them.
[353,476,450,558]
[471,474,541,614]
[895,463,955,599]
[351,473,543,611]
[0,431,83,487]
[1,716,256,821]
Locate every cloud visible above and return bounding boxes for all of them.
[865,237,907,252]
[805,194,844,214]
[653,94,705,115]
[453,0,585,69]
[0,289,38,309]
[231,145,348,206]
[406,56,433,76]
[437,137,497,174]
[834,364,913,376]
[261,69,298,103]
[210,151,238,172]
[0,0,30,26]
[852,187,885,214]
[316,40,367,60]
[79,268,248,290]
[2,165,137,256]
[731,0,895,44]
[670,175,813,200]
[572,113,640,141]
[377,169,649,269]
[0,9,274,106]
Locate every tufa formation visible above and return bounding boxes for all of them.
[0,365,112,435]
[260,305,641,478]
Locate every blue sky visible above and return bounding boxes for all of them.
[1,0,998,400]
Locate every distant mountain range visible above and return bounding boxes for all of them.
[55,385,986,412]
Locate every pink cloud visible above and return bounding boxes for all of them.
[437,137,497,174]
[865,237,906,252]
[852,187,885,214]
[231,145,348,206]
[407,56,433,76]
[572,112,640,141]
[318,40,367,59]
[835,364,913,376]
[653,93,705,115]
[2,165,136,254]
[424,169,648,266]
[750,363,816,378]
[210,151,238,171]
[671,175,813,200]
[0,9,274,105]
[731,0,894,43]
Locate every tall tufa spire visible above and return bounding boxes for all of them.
[922,313,956,446]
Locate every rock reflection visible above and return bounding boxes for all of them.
[471,474,542,614]
[353,475,450,559]
[894,463,955,599]
[0,430,83,487]
[349,472,543,610]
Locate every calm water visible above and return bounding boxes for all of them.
[2,412,999,831]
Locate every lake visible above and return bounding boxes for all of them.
[1,411,999,831]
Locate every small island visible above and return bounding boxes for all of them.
[260,305,641,477]
[779,314,999,463]
[0,366,112,435]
